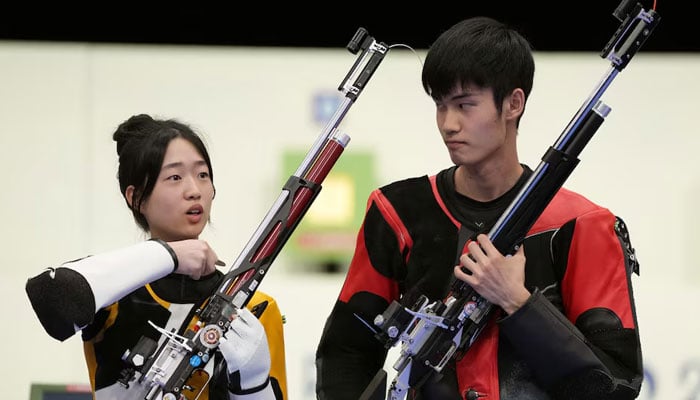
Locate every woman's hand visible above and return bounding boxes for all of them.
[167,239,223,280]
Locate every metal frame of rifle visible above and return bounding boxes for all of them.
[360,2,659,400]
[116,27,389,400]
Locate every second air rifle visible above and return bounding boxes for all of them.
[116,27,390,400]
[359,2,659,399]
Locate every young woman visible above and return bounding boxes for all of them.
[26,114,287,399]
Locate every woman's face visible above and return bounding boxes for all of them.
[140,137,214,241]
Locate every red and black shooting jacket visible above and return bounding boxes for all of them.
[316,165,643,400]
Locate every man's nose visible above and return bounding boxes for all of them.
[440,108,461,135]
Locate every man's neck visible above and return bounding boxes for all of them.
[454,161,524,202]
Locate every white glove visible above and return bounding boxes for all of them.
[219,307,271,394]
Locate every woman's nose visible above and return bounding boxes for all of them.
[184,177,202,199]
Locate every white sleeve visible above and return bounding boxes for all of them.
[68,240,176,311]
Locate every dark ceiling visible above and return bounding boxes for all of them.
[0,3,694,52]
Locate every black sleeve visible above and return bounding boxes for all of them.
[501,290,642,399]
[316,294,390,400]
[25,266,96,341]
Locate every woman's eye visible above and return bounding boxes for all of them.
[199,172,210,179]
[167,175,181,181]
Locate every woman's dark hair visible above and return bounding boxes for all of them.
[112,114,215,232]
[422,17,535,124]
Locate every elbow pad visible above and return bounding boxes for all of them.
[25,240,176,341]
[26,266,94,341]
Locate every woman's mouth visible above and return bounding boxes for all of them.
[186,206,204,222]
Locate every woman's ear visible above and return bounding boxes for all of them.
[125,185,135,208]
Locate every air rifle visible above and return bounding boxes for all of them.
[115,27,389,400]
[359,2,659,399]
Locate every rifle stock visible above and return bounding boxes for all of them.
[116,27,390,400]
[362,3,659,399]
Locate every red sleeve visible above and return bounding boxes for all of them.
[562,208,636,329]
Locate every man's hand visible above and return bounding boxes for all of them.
[454,234,531,314]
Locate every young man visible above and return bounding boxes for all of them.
[316,17,643,400]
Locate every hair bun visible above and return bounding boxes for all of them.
[113,114,159,156]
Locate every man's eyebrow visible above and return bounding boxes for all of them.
[449,91,475,101]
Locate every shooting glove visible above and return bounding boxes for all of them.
[219,307,272,397]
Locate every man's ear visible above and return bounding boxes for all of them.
[505,88,525,121]
[125,185,135,208]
